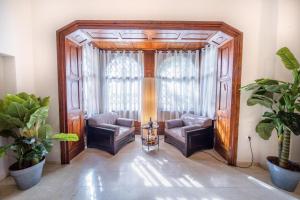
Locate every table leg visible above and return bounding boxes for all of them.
[158,135,159,150]
[148,129,150,151]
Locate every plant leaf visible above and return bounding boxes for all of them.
[23,97,39,111]
[26,106,49,129]
[255,79,279,85]
[276,47,300,70]
[38,124,52,139]
[42,139,53,152]
[40,97,50,107]
[256,119,275,140]
[4,94,26,104]
[0,113,24,130]
[247,95,273,108]
[22,137,36,144]
[6,102,28,120]
[264,84,289,93]
[262,112,276,118]
[241,83,260,91]
[51,133,79,141]
[295,103,300,112]
[252,88,273,98]
[278,111,300,135]
[0,100,4,112]
[17,92,30,101]
[0,144,12,157]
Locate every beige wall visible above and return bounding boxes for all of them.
[0,0,299,167]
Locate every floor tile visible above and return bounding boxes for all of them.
[0,136,299,200]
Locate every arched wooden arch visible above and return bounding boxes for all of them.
[57,20,243,165]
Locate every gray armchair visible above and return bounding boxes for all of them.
[164,114,214,157]
[86,112,135,155]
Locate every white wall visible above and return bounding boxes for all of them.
[0,55,17,97]
[0,55,17,180]
[0,0,35,180]
[0,0,299,166]
[0,56,9,180]
[275,0,300,164]
[0,0,35,93]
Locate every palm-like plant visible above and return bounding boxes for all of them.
[243,47,300,169]
[0,93,78,170]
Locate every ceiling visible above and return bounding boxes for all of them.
[67,29,231,50]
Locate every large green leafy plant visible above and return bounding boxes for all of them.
[0,93,78,170]
[243,47,300,169]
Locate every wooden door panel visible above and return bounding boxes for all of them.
[215,40,233,162]
[62,39,85,163]
[67,113,84,159]
[70,81,80,109]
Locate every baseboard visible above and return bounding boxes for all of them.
[45,160,61,165]
[236,161,260,168]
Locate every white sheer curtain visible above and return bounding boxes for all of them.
[101,51,144,120]
[82,44,101,117]
[155,46,218,121]
[155,50,200,121]
[199,45,218,118]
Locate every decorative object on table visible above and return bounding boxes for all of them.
[0,93,79,190]
[164,113,214,157]
[141,121,159,151]
[86,112,135,155]
[148,117,153,128]
[242,47,300,192]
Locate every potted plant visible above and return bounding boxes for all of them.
[0,92,78,190]
[242,47,300,192]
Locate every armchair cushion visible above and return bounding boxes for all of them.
[116,126,135,141]
[165,127,185,143]
[181,113,212,128]
[87,116,103,127]
[88,112,119,127]
[165,119,184,129]
[116,118,134,127]
[97,123,120,132]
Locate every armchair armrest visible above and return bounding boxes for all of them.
[181,125,203,137]
[116,118,134,127]
[97,123,120,136]
[165,119,183,129]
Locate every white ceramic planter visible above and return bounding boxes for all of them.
[9,158,45,190]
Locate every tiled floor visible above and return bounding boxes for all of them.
[0,136,299,200]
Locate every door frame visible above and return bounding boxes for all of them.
[56,20,243,165]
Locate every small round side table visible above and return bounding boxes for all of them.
[141,123,159,151]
